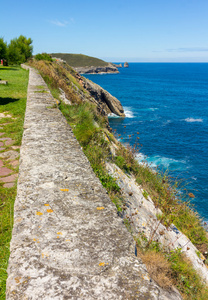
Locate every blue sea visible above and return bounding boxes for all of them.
[84,63,208,221]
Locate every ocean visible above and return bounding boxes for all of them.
[84,63,208,221]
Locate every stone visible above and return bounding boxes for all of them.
[5,139,14,146]
[74,64,119,74]
[0,113,12,118]
[0,160,4,167]
[0,132,5,136]
[0,80,8,85]
[0,137,12,141]
[0,150,19,161]
[124,62,129,67]
[0,167,12,177]
[0,142,4,147]
[3,182,15,188]
[0,147,5,151]
[10,160,19,166]
[0,173,17,183]
[82,77,125,117]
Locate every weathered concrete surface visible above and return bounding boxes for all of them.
[6,67,177,299]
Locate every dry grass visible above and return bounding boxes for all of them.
[28,60,83,104]
[137,248,173,289]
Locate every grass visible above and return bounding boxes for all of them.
[115,142,208,249]
[50,53,109,67]
[137,244,208,300]
[0,65,28,299]
[28,60,85,103]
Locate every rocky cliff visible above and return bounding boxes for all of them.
[28,60,124,118]
[79,75,125,117]
[74,64,119,74]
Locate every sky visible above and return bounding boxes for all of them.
[1,0,208,62]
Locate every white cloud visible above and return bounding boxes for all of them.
[49,20,69,27]
[167,47,208,52]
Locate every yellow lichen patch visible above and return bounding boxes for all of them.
[47,209,53,213]
[15,277,21,284]
[57,232,62,235]
[57,236,60,239]
[60,188,69,192]
[99,262,105,266]
[16,217,23,223]
[36,211,43,216]
[65,239,70,242]
[44,204,50,206]
[97,207,105,210]
[33,238,40,243]
[41,253,44,258]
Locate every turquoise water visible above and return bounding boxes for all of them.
[84,63,208,220]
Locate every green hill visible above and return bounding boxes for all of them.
[50,53,109,67]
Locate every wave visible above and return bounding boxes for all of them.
[136,154,187,171]
[162,120,172,126]
[108,113,121,118]
[184,118,203,123]
[124,107,134,118]
[149,107,158,111]
[135,153,149,167]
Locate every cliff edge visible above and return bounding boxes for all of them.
[6,66,181,299]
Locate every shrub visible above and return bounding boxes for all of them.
[34,53,53,62]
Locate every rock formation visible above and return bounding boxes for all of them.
[124,62,129,68]
[81,76,125,117]
[74,64,119,74]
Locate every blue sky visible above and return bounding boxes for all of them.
[1,0,208,62]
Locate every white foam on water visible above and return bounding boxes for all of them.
[162,120,172,126]
[184,118,203,123]
[149,107,158,111]
[148,155,187,171]
[124,107,134,118]
[135,153,148,166]
[136,154,187,171]
[108,113,120,118]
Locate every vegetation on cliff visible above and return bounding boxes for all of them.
[27,58,208,299]
[50,53,109,67]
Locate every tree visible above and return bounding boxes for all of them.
[0,37,7,60]
[7,35,33,64]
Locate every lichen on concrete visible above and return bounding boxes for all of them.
[6,67,180,299]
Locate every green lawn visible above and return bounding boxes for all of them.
[0,66,28,299]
